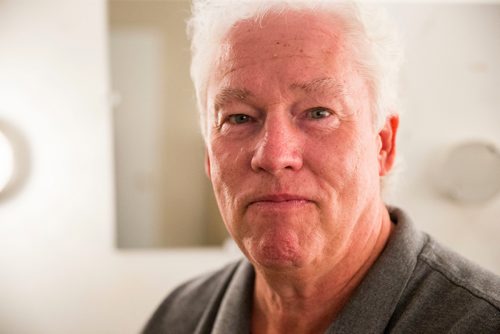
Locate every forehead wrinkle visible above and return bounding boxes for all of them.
[290,77,346,97]
[214,87,252,111]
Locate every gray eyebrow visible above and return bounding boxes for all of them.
[213,78,345,111]
[213,87,252,111]
[290,77,346,97]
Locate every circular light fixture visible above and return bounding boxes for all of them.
[0,130,14,194]
[435,141,500,204]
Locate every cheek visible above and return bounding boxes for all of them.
[346,139,381,196]
[208,162,238,236]
[209,158,233,205]
[210,137,252,174]
[309,136,360,176]
[209,155,234,184]
[308,132,377,194]
[208,141,251,208]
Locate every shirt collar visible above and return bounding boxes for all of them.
[212,259,254,334]
[326,207,427,333]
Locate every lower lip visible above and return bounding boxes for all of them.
[249,199,311,210]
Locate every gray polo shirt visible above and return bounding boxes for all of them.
[143,208,500,333]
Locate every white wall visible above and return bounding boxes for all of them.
[0,1,498,333]
[386,3,500,273]
[0,1,238,333]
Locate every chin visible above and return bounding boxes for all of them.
[245,231,306,270]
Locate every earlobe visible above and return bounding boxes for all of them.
[378,115,399,176]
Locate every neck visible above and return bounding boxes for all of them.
[251,204,393,334]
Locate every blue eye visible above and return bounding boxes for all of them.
[228,114,252,124]
[308,108,331,119]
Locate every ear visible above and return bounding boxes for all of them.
[204,150,212,180]
[377,114,399,176]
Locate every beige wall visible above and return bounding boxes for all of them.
[0,1,499,333]
[110,1,227,248]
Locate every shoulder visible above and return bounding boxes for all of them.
[420,237,500,309]
[392,235,500,333]
[142,260,243,334]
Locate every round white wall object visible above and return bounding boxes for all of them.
[0,130,14,194]
[435,141,500,204]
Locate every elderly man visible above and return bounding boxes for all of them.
[144,1,500,333]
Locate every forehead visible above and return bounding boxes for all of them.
[229,10,344,49]
[203,8,376,122]
[213,10,350,83]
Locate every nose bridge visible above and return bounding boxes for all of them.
[251,110,303,173]
[264,112,291,147]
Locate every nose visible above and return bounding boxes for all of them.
[250,114,304,174]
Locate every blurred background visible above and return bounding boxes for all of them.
[0,0,499,333]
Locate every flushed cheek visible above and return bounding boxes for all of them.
[210,167,240,214]
[306,142,358,183]
[322,149,378,206]
[209,174,242,239]
[208,144,252,222]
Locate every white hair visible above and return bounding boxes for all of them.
[187,0,403,139]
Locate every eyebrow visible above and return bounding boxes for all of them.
[213,77,345,111]
[214,87,252,111]
[290,77,346,97]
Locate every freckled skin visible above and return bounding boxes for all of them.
[207,11,383,269]
[204,10,398,333]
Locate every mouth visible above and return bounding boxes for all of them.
[247,194,313,209]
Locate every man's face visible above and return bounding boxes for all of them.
[205,11,395,271]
